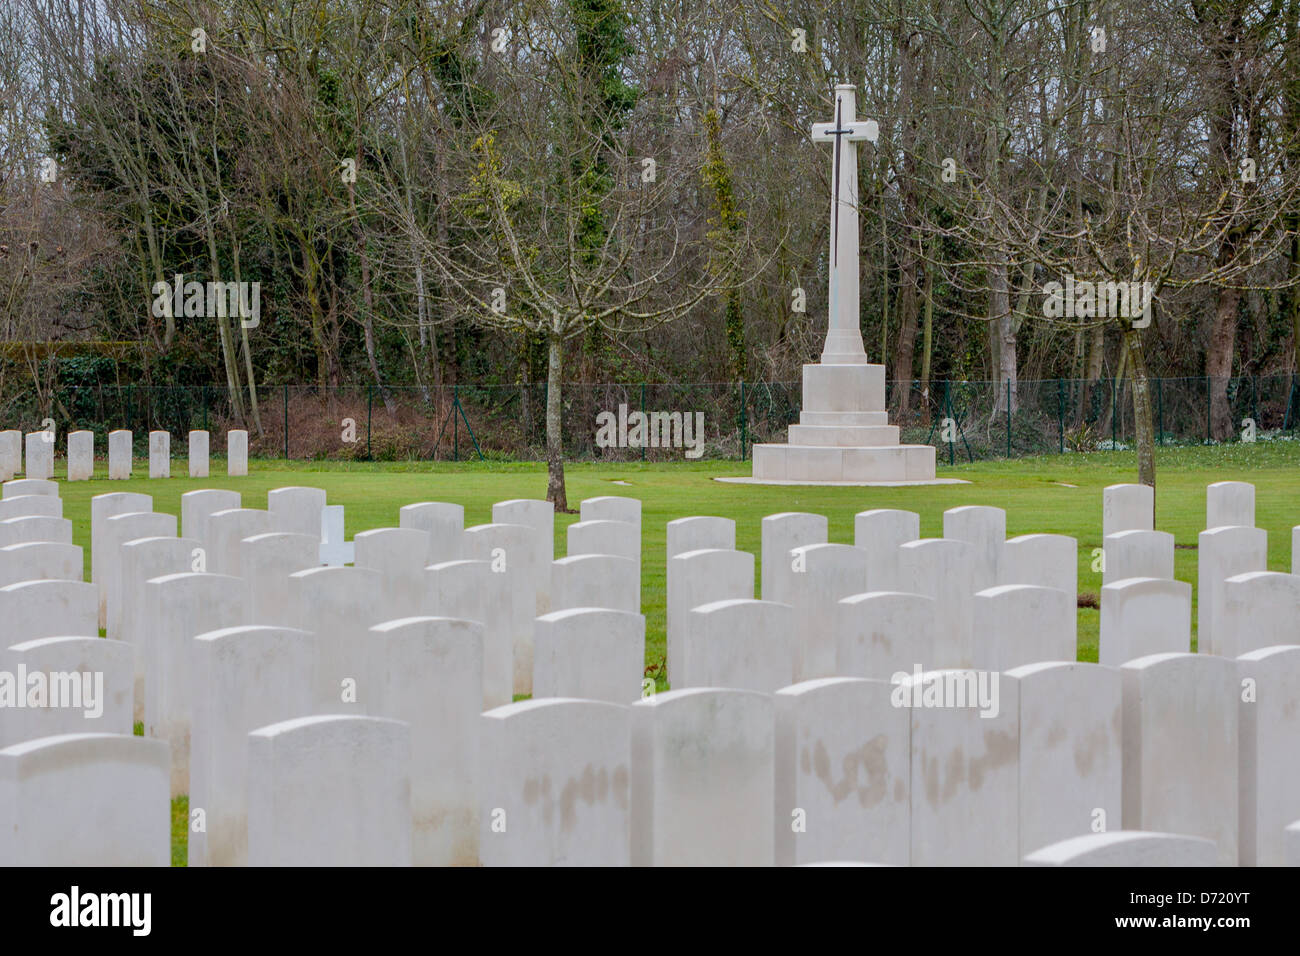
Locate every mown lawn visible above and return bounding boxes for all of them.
[46,440,1299,864]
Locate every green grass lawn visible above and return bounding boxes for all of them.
[46,440,1299,864]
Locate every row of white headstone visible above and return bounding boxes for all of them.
[0,429,250,481]
[2,478,1299,865]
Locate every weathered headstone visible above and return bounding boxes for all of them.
[1218,571,1300,659]
[23,431,53,480]
[399,501,464,564]
[0,541,82,588]
[897,539,976,668]
[189,430,209,478]
[227,429,248,476]
[148,430,170,478]
[247,715,412,866]
[288,565,385,710]
[631,688,774,866]
[1207,480,1254,529]
[1198,525,1267,656]
[774,677,909,866]
[666,547,754,684]
[206,507,274,577]
[943,505,1006,592]
[761,512,827,605]
[0,579,96,644]
[0,636,133,746]
[533,608,645,703]
[479,699,632,866]
[240,532,320,626]
[1102,483,1153,537]
[971,584,1075,672]
[2,478,57,499]
[853,508,919,591]
[108,429,132,479]
[463,523,540,695]
[1236,644,1300,867]
[67,430,93,481]
[354,526,432,619]
[835,590,939,679]
[0,430,21,481]
[786,543,867,680]
[103,511,177,639]
[0,515,72,548]
[0,494,61,520]
[180,488,239,547]
[551,554,639,614]
[425,559,512,709]
[90,491,152,626]
[1121,652,1237,866]
[492,498,554,615]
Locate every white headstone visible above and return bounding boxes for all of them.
[180,488,240,546]
[425,559,511,709]
[464,523,540,695]
[1207,480,1254,529]
[148,430,170,478]
[943,505,1005,592]
[267,486,327,538]
[145,571,244,795]
[1000,533,1077,607]
[761,512,827,604]
[1198,525,1267,656]
[103,511,176,638]
[580,495,641,533]
[1218,571,1300,659]
[1102,529,1174,584]
[1023,831,1216,867]
[67,430,93,481]
[1102,483,1153,537]
[787,543,867,680]
[1236,644,1300,867]
[0,494,61,520]
[189,625,315,867]
[666,516,734,562]
[492,498,554,615]
[631,688,774,866]
[835,590,938,679]
[0,579,96,644]
[533,608,645,704]
[120,536,200,721]
[399,501,464,564]
[1004,661,1122,858]
[247,714,412,866]
[774,677,909,866]
[108,429,132,479]
[288,565,385,710]
[971,584,1075,672]
[353,527,432,619]
[239,532,320,626]
[0,515,72,548]
[2,477,57,499]
[227,429,248,476]
[0,734,169,865]
[1121,652,1237,865]
[479,699,632,866]
[90,491,152,626]
[0,541,82,588]
[0,430,21,481]
[853,508,919,591]
[206,507,274,577]
[897,539,976,668]
[678,598,792,693]
[551,554,639,614]
[1098,577,1191,666]
[189,430,209,478]
[0,636,133,746]
[23,431,53,480]
[904,668,1019,865]
[367,616,483,866]
[567,519,639,582]
[666,547,754,684]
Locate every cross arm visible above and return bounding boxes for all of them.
[810,119,880,143]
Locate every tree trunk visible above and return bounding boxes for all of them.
[1124,325,1156,489]
[545,331,568,511]
[1208,287,1239,440]
[919,250,934,426]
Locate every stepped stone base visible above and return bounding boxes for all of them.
[750,361,938,483]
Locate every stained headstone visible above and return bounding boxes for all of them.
[368,616,483,866]
[774,677,909,866]
[479,699,631,866]
[189,625,315,867]
[148,431,170,478]
[835,590,939,679]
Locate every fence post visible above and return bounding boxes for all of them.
[1112,377,1117,449]
[739,381,747,461]
[1252,375,1259,432]
[1005,380,1011,458]
[1156,378,1163,446]
[945,381,954,467]
[640,382,646,462]
[202,386,208,432]
[1206,376,1211,442]
[1057,378,1064,454]
[366,386,373,459]
[283,385,289,459]
[453,385,459,461]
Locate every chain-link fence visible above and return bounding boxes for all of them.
[2,375,1296,463]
